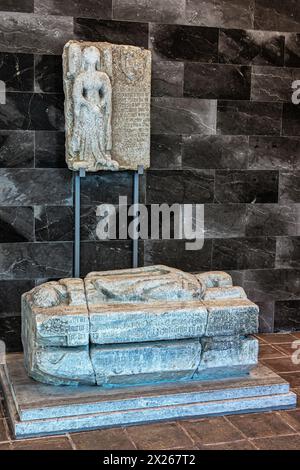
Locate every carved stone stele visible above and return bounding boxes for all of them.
[63,41,151,172]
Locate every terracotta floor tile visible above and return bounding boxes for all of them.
[0,419,9,443]
[203,440,256,450]
[71,428,135,450]
[254,334,268,343]
[180,417,243,445]
[227,412,295,438]
[279,372,300,388]
[260,333,297,344]
[261,357,300,373]
[11,436,72,450]
[126,422,193,450]
[276,342,300,357]
[280,409,300,432]
[0,442,11,450]
[259,344,285,359]
[252,434,300,450]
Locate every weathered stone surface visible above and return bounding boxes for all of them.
[63,41,151,172]
[90,339,202,386]
[195,337,259,380]
[27,347,96,386]
[21,265,260,387]
[89,301,207,344]
[22,278,89,348]
[203,286,247,300]
[85,265,205,303]
[196,271,233,288]
[204,299,259,337]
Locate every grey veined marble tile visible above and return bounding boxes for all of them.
[186,0,254,29]
[251,66,300,102]
[151,98,217,135]
[113,0,185,24]
[0,242,73,280]
[0,13,73,55]
[0,169,72,206]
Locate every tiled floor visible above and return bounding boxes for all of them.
[1,333,300,451]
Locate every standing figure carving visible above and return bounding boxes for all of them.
[67,45,118,170]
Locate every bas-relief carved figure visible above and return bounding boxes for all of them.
[22,265,259,387]
[63,41,151,172]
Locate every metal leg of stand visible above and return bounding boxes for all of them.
[74,168,86,278]
[132,165,144,268]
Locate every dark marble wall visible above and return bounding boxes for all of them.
[0,0,300,350]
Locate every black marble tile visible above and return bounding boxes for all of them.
[186,0,254,29]
[144,239,212,272]
[150,24,219,63]
[254,0,300,33]
[74,18,148,48]
[151,98,216,135]
[35,0,112,18]
[0,169,72,206]
[80,241,133,277]
[276,237,300,269]
[279,172,300,203]
[251,66,300,102]
[285,34,300,68]
[113,0,185,24]
[0,131,34,168]
[215,170,279,203]
[0,207,34,242]
[0,1,33,13]
[249,137,300,170]
[282,104,300,136]
[182,135,249,169]
[244,269,300,302]
[0,52,33,91]
[80,205,131,241]
[217,101,282,136]
[0,316,22,352]
[0,242,73,280]
[204,204,247,238]
[0,13,74,55]
[150,135,182,169]
[152,61,184,97]
[146,169,214,204]
[35,131,66,168]
[257,302,274,333]
[275,300,300,332]
[219,29,285,66]
[81,171,135,205]
[0,92,64,131]
[34,206,74,242]
[34,55,63,93]
[184,63,251,100]
[0,280,34,315]
[212,237,276,270]
[246,204,300,237]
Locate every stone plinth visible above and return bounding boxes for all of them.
[0,355,296,439]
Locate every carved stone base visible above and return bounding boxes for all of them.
[1,354,296,439]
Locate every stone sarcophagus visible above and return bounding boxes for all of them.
[22,265,259,387]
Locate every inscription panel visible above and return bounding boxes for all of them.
[89,305,208,344]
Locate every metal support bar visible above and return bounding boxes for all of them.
[132,165,144,268]
[74,168,86,278]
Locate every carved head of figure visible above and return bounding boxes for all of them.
[82,46,101,71]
